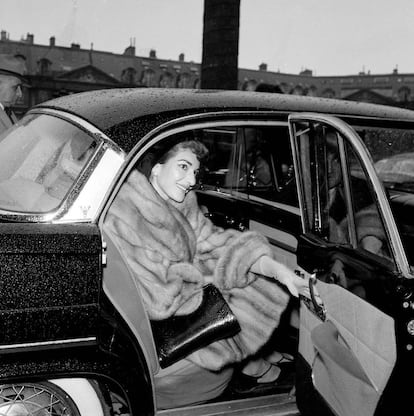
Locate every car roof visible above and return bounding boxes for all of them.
[33,88,414,152]
[35,88,414,127]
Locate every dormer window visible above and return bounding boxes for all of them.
[37,58,51,75]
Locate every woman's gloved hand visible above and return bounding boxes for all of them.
[252,255,310,298]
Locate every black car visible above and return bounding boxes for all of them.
[0,88,412,416]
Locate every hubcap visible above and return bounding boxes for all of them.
[0,383,80,416]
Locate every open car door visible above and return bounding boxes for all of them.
[288,114,406,416]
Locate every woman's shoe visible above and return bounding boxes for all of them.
[266,351,295,365]
[230,362,295,396]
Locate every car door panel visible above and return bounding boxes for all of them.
[248,201,301,270]
[300,281,396,416]
[0,223,102,348]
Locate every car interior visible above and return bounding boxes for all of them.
[128,124,302,408]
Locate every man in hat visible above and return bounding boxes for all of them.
[0,54,27,135]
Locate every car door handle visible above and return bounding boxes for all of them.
[297,271,326,321]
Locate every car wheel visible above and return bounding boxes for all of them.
[0,379,109,416]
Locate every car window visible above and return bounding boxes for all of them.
[351,124,414,268]
[297,123,391,258]
[294,120,396,299]
[138,125,299,211]
[0,113,97,213]
[198,128,237,193]
[344,140,392,259]
[238,127,297,206]
[209,126,298,208]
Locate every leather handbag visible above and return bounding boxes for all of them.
[150,284,241,368]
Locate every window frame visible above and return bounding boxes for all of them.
[289,112,411,278]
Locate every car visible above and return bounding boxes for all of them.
[0,88,412,416]
[375,152,414,183]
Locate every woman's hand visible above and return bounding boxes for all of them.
[277,269,310,298]
[251,255,311,298]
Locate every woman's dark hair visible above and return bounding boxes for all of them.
[156,140,209,165]
[137,139,209,178]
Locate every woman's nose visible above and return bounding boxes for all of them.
[188,171,197,186]
[16,86,22,100]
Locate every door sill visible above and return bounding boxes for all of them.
[157,392,299,416]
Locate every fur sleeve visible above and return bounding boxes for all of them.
[179,192,274,289]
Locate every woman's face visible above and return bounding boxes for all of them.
[327,151,342,189]
[151,148,200,203]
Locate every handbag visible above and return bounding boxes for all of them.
[150,284,241,368]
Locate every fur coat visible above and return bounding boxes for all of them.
[104,170,290,370]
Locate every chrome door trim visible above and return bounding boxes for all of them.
[0,337,97,354]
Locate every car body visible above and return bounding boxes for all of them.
[0,88,413,415]
[375,151,414,182]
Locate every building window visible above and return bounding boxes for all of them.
[290,85,304,95]
[398,86,411,102]
[176,72,190,88]
[140,68,155,87]
[121,67,137,85]
[159,72,173,88]
[242,79,257,91]
[322,88,335,98]
[37,58,51,75]
[307,85,318,96]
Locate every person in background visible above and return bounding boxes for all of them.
[0,54,27,135]
[105,139,309,409]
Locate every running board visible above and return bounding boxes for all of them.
[157,393,299,416]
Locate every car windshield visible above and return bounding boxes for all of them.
[0,113,97,214]
[355,126,414,192]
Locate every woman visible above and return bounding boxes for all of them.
[104,139,309,408]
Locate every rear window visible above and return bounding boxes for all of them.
[0,114,97,213]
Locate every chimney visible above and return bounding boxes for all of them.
[149,49,156,59]
[1,30,8,41]
[259,63,267,71]
[26,33,34,44]
[179,53,185,62]
[123,45,135,56]
[299,68,313,76]
[50,36,55,47]
[71,43,80,49]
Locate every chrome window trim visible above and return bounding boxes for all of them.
[0,109,126,223]
[248,194,301,215]
[61,148,125,222]
[289,112,412,279]
[0,336,97,354]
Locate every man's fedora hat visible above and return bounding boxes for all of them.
[0,54,27,81]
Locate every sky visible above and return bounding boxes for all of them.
[1,0,414,76]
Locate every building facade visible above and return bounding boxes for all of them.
[1,30,414,118]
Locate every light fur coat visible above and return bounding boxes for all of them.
[104,170,290,370]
